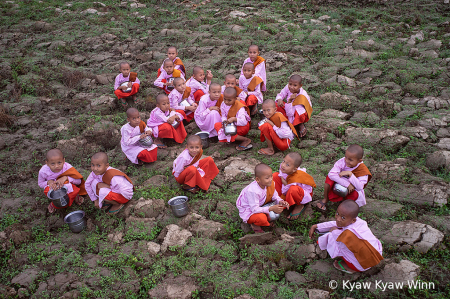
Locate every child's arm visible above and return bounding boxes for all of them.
[238,75,246,91]
[247,192,272,215]
[133,76,140,85]
[110,176,133,200]
[169,93,185,111]
[276,85,289,106]
[114,75,121,90]
[328,160,351,187]
[234,108,250,126]
[122,126,142,146]
[272,121,293,139]
[172,156,187,178]
[154,73,165,88]
[317,221,338,232]
[348,174,368,191]
[38,170,49,189]
[84,174,98,202]
[194,99,210,121]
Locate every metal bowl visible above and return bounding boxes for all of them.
[195,131,210,148]
[180,100,190,107]
[172,119,180,129]
[64,210,86,233]
[332,183,349,198]
[259,109,265,120]
[168,196,189,217]
[262,202,280,221]
[139,135,153,147]
[224,123,237,136]
[258,118,267,127]
[121,82,132,93]
[47,187,70,208]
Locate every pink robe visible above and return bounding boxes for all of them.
[38,162,81,194]
[168,88,195,111]
[239,75,263,104]
[154,69,185,89]
[221,85,246,102]
[277,167,313,204]
[114,73,140,90]
[85,167,133,208]
[159,57,185,76]
[186,77,209,96]
[172,149,206,178]
[328,158,369,207]
[236,181,283,223]
[147,108,184,138]
[317,217,382,271]
[240,57,267,92]
[276,85,312,124]
[217,102,251,142]
[194,94,222,137]
[120,123,157,164]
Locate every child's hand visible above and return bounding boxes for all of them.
[48,180,58,191]
[186,106,196,112]
[227,117,237,123]
[192,103,198,108]
[276,98,284,107]
[309,224,318,239]
[140,133,146,139]
[55,176,68,188]
[94,199,100,209]
[127,82,132,88]
[329,227,338,232]
[175,115,181,121]
[281,177,288,186]
[288,93,297,103]
[209,106,219,111]
[206,70,213,80]
[145,130,152,136]
[269,204,284,214]
[97,182,110,189]
[167,115,175,124]
[279,200,290,209]
[347,184,355,193]
[339,171,353,178]
[266,120,275,127]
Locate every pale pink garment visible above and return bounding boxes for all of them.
[120,123,157,164]
[240,57,267,91]
[38,162,81,194]
[217,102,250,142]
[262,121,294,140]
[194,94,222,137]
[317,217,383,271]
[114,73,140,90]
[147,107,184,138]
[172,148,206,178]
[186,76,209,96]
[85,167,133,208]
[239,75,263,104]
[276,85,312,123]
[328,157,369,207]
[277,167,313,204]
[236,180,283,223]
[168,88,195,112]
[221,85,247,102]
[154,69,185,88]
[159,57,185,76]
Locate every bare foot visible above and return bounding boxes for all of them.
[287,204,305,220]
[236,138,252,151]
[258,148,274,156]
[250,224,264,233]
[298,123,307,137]
[108,203,125,214]
[154,138,167,149]
[47,203,56,213]
[314,200,327,212]
[74,195,84,205]
[333,259,357,274]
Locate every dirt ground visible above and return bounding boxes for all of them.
[1,0,450,298]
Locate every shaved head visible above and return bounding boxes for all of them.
[262,99,276,109]
[223,86,237,98]
[168,46,177,52]
[243,62,255,70]
[225,74,236,81]
[91,152,108,164]
[193,66,203,75]
[249,45,259,51]
[156,94,169,104]
[126,107,139,118]
[209,82,221,91]
[339,200,360,218]
[187,135,202,145]
[163,59,174,67]
[255,163,272,178]
[46,148,64,161]
[347,144,364,160]
[119,61,129,69]
[289,74,302,84]
[173,77,184,86]
[286,152,302,168]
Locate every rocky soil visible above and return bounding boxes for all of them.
[1,0,450,298]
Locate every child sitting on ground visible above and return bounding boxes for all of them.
[114,61,140,108]
[186,66,213,102]
[309,200,383,273]
[276,74,312,138]
[240,45,266,92]
[120,108,158,165]
[85,152,133,214]
[38,149,86,213]
[168,77,197,122]
[258,99,298,156]
[157,46,185,77]
[194,83,223,137]
[315,144,372,212]
[214,87,252,151]
[154,60,185,94]
[236,163,289,233]
[147,94,187,148]
[239,62,263,115]
[222,74,247,104]
[173,135,219,193]
[273,152,316,220]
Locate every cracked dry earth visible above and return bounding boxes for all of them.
[1,0,450,298]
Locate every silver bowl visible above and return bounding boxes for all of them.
[224,123,237,136]
[139,135,153,147]
[180,100,190,107]
[332,183,349,197]
[168,196,189,217]
[47,187,70,208]
[121,81,132,93]
[258,118,267,127]
[64,210,86,233]
[261,202,280,221]
[172,119,180,129]
[259,109,265,120]
[195,131,210,148]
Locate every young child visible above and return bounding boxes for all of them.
[157,46,185,77]
[240,45,266,92]
[114,62,140,108]
[38,149,86,213]
[120,108,158,165]
[236,163,289,233]
[258,99,298,156]
[214,87,252,151]
[172,135,219,193]
[315,144,372,212]
[147,94,187,148]
[272,152,316,220]
[222,74,247,104]
[168,77,197,122]
[239,62,263,115]
[154,60,185,94]
[276,74,312,137]
[194,83,223,137]
[186,66,213,102]
[85,152,133,214]
[309,200,383,273]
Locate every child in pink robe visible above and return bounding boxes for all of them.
[194,83,223,137]
[114,62,140,108]
[120,108,157,165]
[239,63,263,115]
[168,77,197,122]
[222,74,247,104]
[157,46,186,77]
[240,45,266,92]
[154,60,185,94]
[186,66,213,102]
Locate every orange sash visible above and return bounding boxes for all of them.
[96,169,134,194]
[252,56,265,68]
[286,170,316,188]
[129,72,137,82]
[173,58,185,74]
[247,76,263,92]
[234,86,243,96]
[172,69,181,78]
[352,163,372,187]
[269,112,299,140]
[138,120,147,133]
[227,100,250,118]
[264,181,276,205]
[292,93,313,119]
[58,167,87,195]
[187,149,203,167]
[336,230,383,269]
[182,87,192,100]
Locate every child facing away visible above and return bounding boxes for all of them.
[258,99,298,156]
[314,144,372,212]
[239,62,264,115]
[154,59,185,94]
[273,152,316,220]
[214,87,252,151]
[157,46,185,77]
[114,61,140,108]
[172,135,220,193]
[186,66,213,103]
[38,149,86,213]
[168,77,197,122]
[240,45,266,92]
[120,108,158,165]
[276,74,312,138]
[194,83,223,137]
[309,200,383,274]
[236,163,289,233]
[222,74,247,104]
[85,152,133,214]
[147,94,187,148]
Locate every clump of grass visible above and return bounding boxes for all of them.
[0,105,16,127]
[62,69,85,89]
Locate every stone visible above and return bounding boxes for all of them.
[161,224,192,252]
[229,10,247,19]
[437,128,450,138]
[317,109,351,120]
[379,135,410,153]
[307,289,330,299]
[361,198,403,218]
[189,219,224,239]
[133,198,165,218]
[426,97,450,109]
[285,271,306,285]
[420,50,439,59]
[409,48,420,57]
[147,241,161,255]
[369,260,420,293]
[11,268,39,287]
[350,112,380,126]
[417,39,442,50]
[401,127,429,140]
[48,40,66,50]
[107,232,123,243]
[148,275,197,299]
[404,82,430,96]
[437,138,450,150]
[426,150,450,171]
[229,25,245,33]
[345,127,399,146]
[83,8,98,14]
[90,95,116,112]
[318,91,353,110]
[318,15,331,21]
[221,157,260,181]
[239,232,274,246]
[234,295,256,299]
[95,74,110,85]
